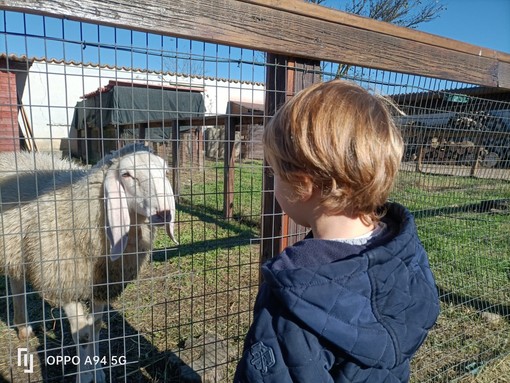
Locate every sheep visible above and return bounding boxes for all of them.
[0,151,85,210]
[0,144,178,383]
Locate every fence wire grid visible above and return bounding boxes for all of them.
[0,8,509,383]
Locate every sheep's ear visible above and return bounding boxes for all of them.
[104,168,130,261]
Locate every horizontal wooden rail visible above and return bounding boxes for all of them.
[1,0,509,88]
[242,0,510,62]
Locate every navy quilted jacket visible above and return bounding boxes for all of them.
[234,203,439,382]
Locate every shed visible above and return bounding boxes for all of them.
[70,80,206,163]
[391,86,510,115]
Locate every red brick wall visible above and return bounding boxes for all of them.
[0,71,19,152]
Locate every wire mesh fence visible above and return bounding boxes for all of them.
[0,5,509,383]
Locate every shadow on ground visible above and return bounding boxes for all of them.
[0,282,204,383]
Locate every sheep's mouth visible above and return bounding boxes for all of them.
[149,213,172,226]
[149,212,178,244]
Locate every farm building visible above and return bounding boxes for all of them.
[392,86,510,114]
[0,54,31,152]
[391,87,510,171]
[0,54,265,162]
[70,80,206,163]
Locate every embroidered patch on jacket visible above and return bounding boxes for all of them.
[249,341,276,373]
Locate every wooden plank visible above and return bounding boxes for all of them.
[283,59,321,251]
[278,60,294,252]
[196,128,204,169]
[171,120,180,197]
[260,55,321,269]
[241,0,510,62]
[1,0,509,88]
[260,54,287,269]
[223,116,237,219]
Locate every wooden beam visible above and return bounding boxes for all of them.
[241,0,510,62]
[171,120,180,197]
[1,0,509,88]
[223,116,237,219]
[195,128,204,170]
[283,59,321,251]
[260,55,321,270]
[260,54,287,269]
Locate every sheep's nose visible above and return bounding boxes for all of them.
[156,210,173,223]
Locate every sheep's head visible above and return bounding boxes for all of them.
[103,149,178,261]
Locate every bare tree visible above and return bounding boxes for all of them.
[163,54,207,77]
[308,0,445,28]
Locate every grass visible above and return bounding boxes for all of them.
[393,170,510,383]
[393,171,510,211]
[112,159,265,381]
[1,160,509,382]
[419,213,510,299]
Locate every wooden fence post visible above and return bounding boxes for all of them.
[172,120,180,198]
[260,54,321,275]
[224,116,238,218]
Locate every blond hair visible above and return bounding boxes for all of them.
[263,79,404,223]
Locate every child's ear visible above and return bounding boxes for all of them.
[296,174,314,202]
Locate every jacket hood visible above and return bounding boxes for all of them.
[261,203,439,370]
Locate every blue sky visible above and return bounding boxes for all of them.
[416,0,510,53]
[1,0,508,82]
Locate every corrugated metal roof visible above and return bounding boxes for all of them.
[82,80,205,99]
[0,53,265,86]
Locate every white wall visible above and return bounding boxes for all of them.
[20,60,265,154]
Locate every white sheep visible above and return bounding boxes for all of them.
[0,144,178,383]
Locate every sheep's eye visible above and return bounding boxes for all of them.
[121,172,132,178]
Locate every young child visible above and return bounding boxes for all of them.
[234,80,440,382]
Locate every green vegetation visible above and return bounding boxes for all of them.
[393,171,510,211]
[393,171,510,301]
[392,171,510,383]
[147,163,510,382]
[1,161,509,382]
